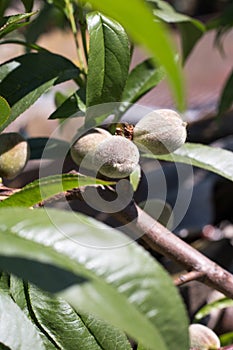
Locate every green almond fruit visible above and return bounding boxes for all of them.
[0,132,30,179]
[71,128,111,170]
[133,109,187,155]
[93,135,140,179]
[189,324,220,350]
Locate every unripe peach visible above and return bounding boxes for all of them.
[133,109,187,155]
[189,324,220,350]
[0,133,30,179]
[70,128,111,169]
[93,135,140,178]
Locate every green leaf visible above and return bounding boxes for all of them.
[219,332,233,346]
[4,257,86,293]
[85,0,185,110]
[0,174,114,207]
[86,11,130,126]
[0,96,10,128]
[118,59,165,116]
[177,21,204,62]
[0,273,10,295]
[28,137,70,160]
[0,207,189,350]
[21,0,34,13]
[148,0,205,61]
[137,344,149,350]
[10,276,30,317]
[206,2,233,53]
[77,312,132,350]
[0,51,81,131]
[0,12,36,39]
[194,297,233,321]
[0,291,45,350]
[130,164,141,192]
[28,284,132,350]
[218,69,233,116]
[148,0,195,23]
[144,142,233,182]
[49,88,86,119]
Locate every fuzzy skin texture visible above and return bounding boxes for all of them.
[189,324,220,350]
[133,109,187,155]
[71,128,111,169]
[93,135,140,178]
[0,133,30,179]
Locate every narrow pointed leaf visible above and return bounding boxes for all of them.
[0,52,81,131]
[9,277,57,350]
[0,273,10,295]
[0,174,114,207]
[218,69,233,116]
[0,292,45,350]
[0,12,36,39]
[28,284,132,350]
[0,96,10,128]
[144,142,233,181]
[49,88,86,119]
[21,0,34,13]
[177,21,204,62]
[0,207,189,350]
[148,0,205,61]
[194,297,233,321]
[117,59,165,117]
[85,0,185,110]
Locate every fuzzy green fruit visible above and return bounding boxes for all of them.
[189,324,220,350]
[0,133,30,179]
[93,135,140,178]
[71,128,111,169]
[133,109,187,155]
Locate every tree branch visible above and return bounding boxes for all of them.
[174,271,206,286]
[62,185,233,299]
[134,205,233,298]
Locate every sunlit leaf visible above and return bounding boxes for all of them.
[0,207,189,350]
[0,51,81,131]
[0,292,45,350]
[144,142,233,182]
[0,96,10,128]
[85,11,130,126]
[0,174,114,207]
[49,88,86,119]
[194,297,233,321]
[0,12,36,39]
[85,0,185,110]
[28,284,132,350]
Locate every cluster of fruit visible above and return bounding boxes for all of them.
[0,109,187,181]
[71,109,187,178]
